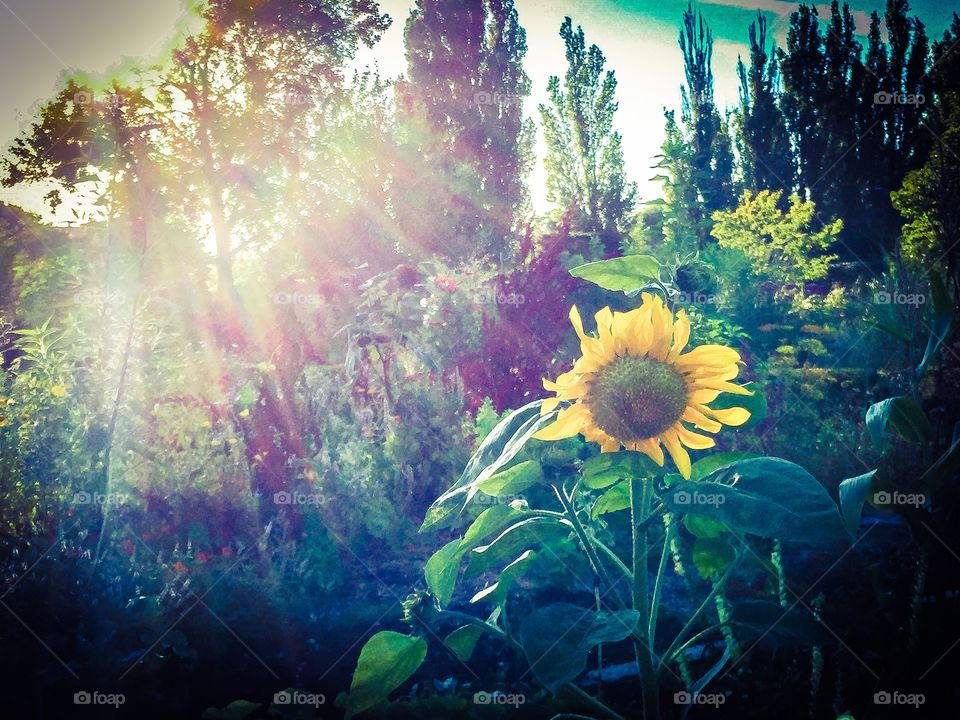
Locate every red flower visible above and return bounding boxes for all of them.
[196,550,213,563]
[120,538,135,556]
[221,546,234,558]
[433,276,458,293]
[174,561,189,574]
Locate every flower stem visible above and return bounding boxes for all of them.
[630,478,660,720]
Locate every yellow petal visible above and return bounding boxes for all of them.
[533,403,590,441]
[676,424,717,450]
[691,378,753,396]
[661,430,692,479]
[706,406,751,426]
[630,438,665,466]
[682,406,722,433]
[675,345,741,369]
[570,305,606,362]
[542,397,561,413]
[668,309,691,361]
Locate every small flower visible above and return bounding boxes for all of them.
[433,276,458,293]
[534,295,752,479]
[50,385,68,398]
[173,560,189,574]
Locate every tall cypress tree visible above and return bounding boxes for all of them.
[678,3,734,222]
[398,0,533,261]
[539,17,636,251]
[735,11,794,195]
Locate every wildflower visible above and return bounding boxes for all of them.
[50,385,68,398]
[433,276,458,293]
[534,295,751,479]
[174,560,189,574]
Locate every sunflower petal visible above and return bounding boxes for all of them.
[661,430,692,479]
[631,438,665,466]
[706,406,751,426]
[533,403,590,441]
[668,309,691,361]
[682,406,722,433]
[676,424,717,450]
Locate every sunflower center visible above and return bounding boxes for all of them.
[585,355,688,442]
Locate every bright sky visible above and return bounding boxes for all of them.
[1,0,955,219]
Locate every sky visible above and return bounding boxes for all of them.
[0,0,956,219]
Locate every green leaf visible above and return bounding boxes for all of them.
[591,481,631,518]
[688,452,761,481]
[692,537,736,580]
[865,396,932,449]
[729,600,831,647]
[421,401,552,531]
[471,550,536,606]
[922,428,960,498]
[569,255,661,292]
[425,505,526,606]
[444,625,484,662]
[476,461,542,497]
[708,383,766,429]
[581,451,660,489]
[467,517,571,576]
[838,470,878,536]
[341,631,427,718]
[683,514,726,538]
[660,457,847,543]
[424,539,465,607]
[519,603,640,693]
[918,271,953,375]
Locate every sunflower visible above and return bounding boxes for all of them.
[533,294,752,479]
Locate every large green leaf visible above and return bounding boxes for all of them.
[692,537,736,580]
[470,550,537,606]
[569,255,661,292]
[444,625,484,662]
[581,451,660,489]
[466,517,572,576]
[424,505,526,606]
[424,539,466,607]
[519,603,640,693]
[421,401,553,531]
[591,480,631,518]
[838,470,878,537]
[865,396,931,450]
[918,271,953,375]
[660,457,847,543]
[341,631,427,718]
[476,460,543,497]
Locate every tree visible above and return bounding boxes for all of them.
[398,0,534,261]
[734,12,794,194]
[539,16,636,252]
[711,190,840,287]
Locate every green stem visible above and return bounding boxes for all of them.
[664,624,725,665]
[660,549,744,674]
[631,478,660,720]
[648,517,674,645]
[593,537,634,583]
[556,485,624,609]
